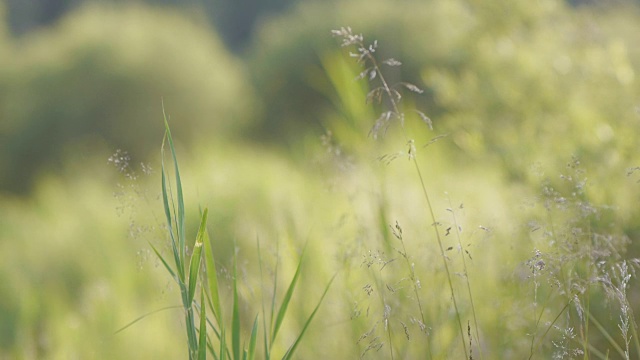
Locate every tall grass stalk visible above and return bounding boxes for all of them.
[446,196,482,358]
[154,105,209,359]
[332,26,471,356]
[135,106,335,359]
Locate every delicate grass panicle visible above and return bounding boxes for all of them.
[114,26,640,360]
[523,158,640,359]
[332,27,639,359]
[108,148,159,270]
[332,26,480,359]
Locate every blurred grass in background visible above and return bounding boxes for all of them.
[1,0,640,358]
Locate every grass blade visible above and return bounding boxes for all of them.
[246,314,259,360]
[256,239,271,359]
[282,273,336,360]
[162,104,186,272]
[588,311,626,359]
[271,244,307,344]
[148,241,178,283]
[198,290,207,360]
[161,137,185,283]
[232,254,241,360]
[188,208,209,305]
[114,305,182,335]
[219,326,227,360]
[204,225,223,327]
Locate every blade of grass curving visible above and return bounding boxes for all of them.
[282,273,336,360]
[246,315,259,360]
[588,311,626,358]
[271,243,307,345]
[188,308,200,360]
[161,135,185,283]
[256,238,271,359]
[198,290,208,360]
[269,242,280,332]
[148,241,179,284]
[529,297,574,360]
[200,303,217,360]
[203,285,224,346]
[162,105,186,270]
[188,209,208,305]
[584,343,609,360]
[114,305,182,335]
[203,227,223,327]
[219,326,227,360]
[232,253,241,360]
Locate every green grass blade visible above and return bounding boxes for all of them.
[204,225,223,326]
[162,105,186,271]
[271,244,307,344]
[219,326,227,360]
[113,305,182,335]
[188,208,208,305]
[588,311,626,359]
[198,291,208,360]
[256,239,271,359]
[232,255,241,360]
[161,136,185,283]
[148,241,178,282]
[282,273,336,360]
[247,314,259,360]
[186,308,199,360]
[268,242,279,334]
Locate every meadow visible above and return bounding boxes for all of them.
[2,0,640,359]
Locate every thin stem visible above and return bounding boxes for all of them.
[529,296,574,360]
[448,196,483,360]
[360,38,468,357]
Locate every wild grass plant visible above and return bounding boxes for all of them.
[120,109,335,359]
[117,27,640,360]
[331,26,479,359]
[330,27,640,359]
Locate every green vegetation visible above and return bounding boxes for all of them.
[2,0,640,358]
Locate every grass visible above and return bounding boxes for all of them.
[332,26,476,358]
[145,105,336,359]
[2,18,640,360]
[132,28,640,359]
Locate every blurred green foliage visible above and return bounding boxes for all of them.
[5,0,304,51]
[0,3,254,194]
[1,0,640,358]
[251,0,640,154]
[249,0,640,225]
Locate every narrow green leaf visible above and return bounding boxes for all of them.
[162,105,186,271]
[148,241,178,282]
[247,314,259,360]
[219,326,226,360]
[161,137,185,283]
[186,308,199,359]
[188,209,209,305]
[202,282,224,343]
[113,305,182,335]
[232,255,241,360]
[282,274,336,360]
[198,291,207,360]
[588,312,626,359]
[256,239,271,359]
[271,245,307,344]
[204,225,223,327]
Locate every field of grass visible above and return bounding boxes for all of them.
[2,2,640,359]
[3,56,639,360]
